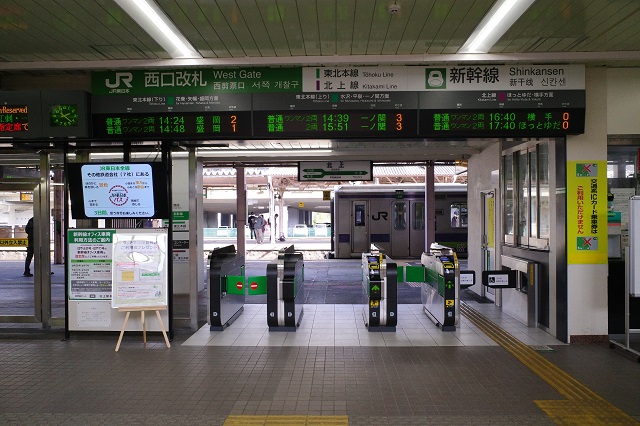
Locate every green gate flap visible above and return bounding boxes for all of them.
[226,275,245,295]
[397,266,404,283]
[405,265,425,283]
[247,276,267,295]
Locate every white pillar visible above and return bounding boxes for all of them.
[565,67,608,342]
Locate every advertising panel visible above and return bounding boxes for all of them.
[567,161,608,264]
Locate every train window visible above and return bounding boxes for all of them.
[393,202,406,230]
[413,202,425,230]
[460,204,468,227]
[450,203,467,228]
[354,204,365,226]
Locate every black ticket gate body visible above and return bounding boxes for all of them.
[362,251,397,331]
[421,244,459,331]
[267,245,305,331]
[209,245,245,331]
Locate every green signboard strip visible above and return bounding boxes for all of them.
[92,68,303,96]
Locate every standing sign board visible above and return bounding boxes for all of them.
[112,229,168,308]
[68,229,169,331]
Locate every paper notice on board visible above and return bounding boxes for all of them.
[112,230,168,308]
[76,302,112,327]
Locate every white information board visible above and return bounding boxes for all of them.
[112,229,168,308]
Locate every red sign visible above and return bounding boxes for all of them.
[236,282,243,290]
[250,282,258,290]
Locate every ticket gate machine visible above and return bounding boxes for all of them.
[362,249,397,331]
[421,244,459,331]
[209,245,245,331]
[267,245,305,331]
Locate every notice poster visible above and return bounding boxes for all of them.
[567,161,608,264]
[68,230,115,300]
[112,230,168,308]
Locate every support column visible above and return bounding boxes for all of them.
[236,167,246,255]
[188,149,203,331]
[52,170,64,264]
[37,152,51,327]
[564,67,609,343]
[425,161,435,252]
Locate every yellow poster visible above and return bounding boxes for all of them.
[487,197,495,248]
[567,161,608,264]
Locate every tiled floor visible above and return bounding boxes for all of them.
[184,302,565,348]
[1,255,639,425]
[1,300,639,425]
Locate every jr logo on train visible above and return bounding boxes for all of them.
[332,183,467,259]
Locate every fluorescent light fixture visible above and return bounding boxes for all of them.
[459,0,535,53]
[114,0,201,59]
[198,149,334,156]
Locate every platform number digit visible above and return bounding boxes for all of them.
[395,113,403,131]
[562,112,570,130]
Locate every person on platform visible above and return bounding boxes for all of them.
[254,214,265,244]
[248,212,257,240]
[24,217,34,277]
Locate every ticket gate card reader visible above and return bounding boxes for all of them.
[267,245,305,331]
[421,245,459,331]
[209,245,245,331]
[362,252,397,331]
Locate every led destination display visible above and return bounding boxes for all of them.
[420,109,585,137]
[92,111,251,139]
[90,104,585,139]
[253,110,417,138]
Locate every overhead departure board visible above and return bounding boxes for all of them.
[419,109,585,137]
[253,110,417,138]
[252,92,418,138]
[92,111,251,139]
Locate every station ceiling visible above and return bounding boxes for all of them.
[0,1,638,162]
[0,0,639,69]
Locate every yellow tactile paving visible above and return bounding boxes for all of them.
[460,302,639,425]
[224,415,349,425]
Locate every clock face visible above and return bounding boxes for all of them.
[50,104,79,127]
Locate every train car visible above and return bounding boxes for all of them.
[332,183,467,259]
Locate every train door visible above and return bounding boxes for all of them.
[410,200,426,257]
[481,190,496,301]
[351,200,369,254]
[391,201,409,257]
